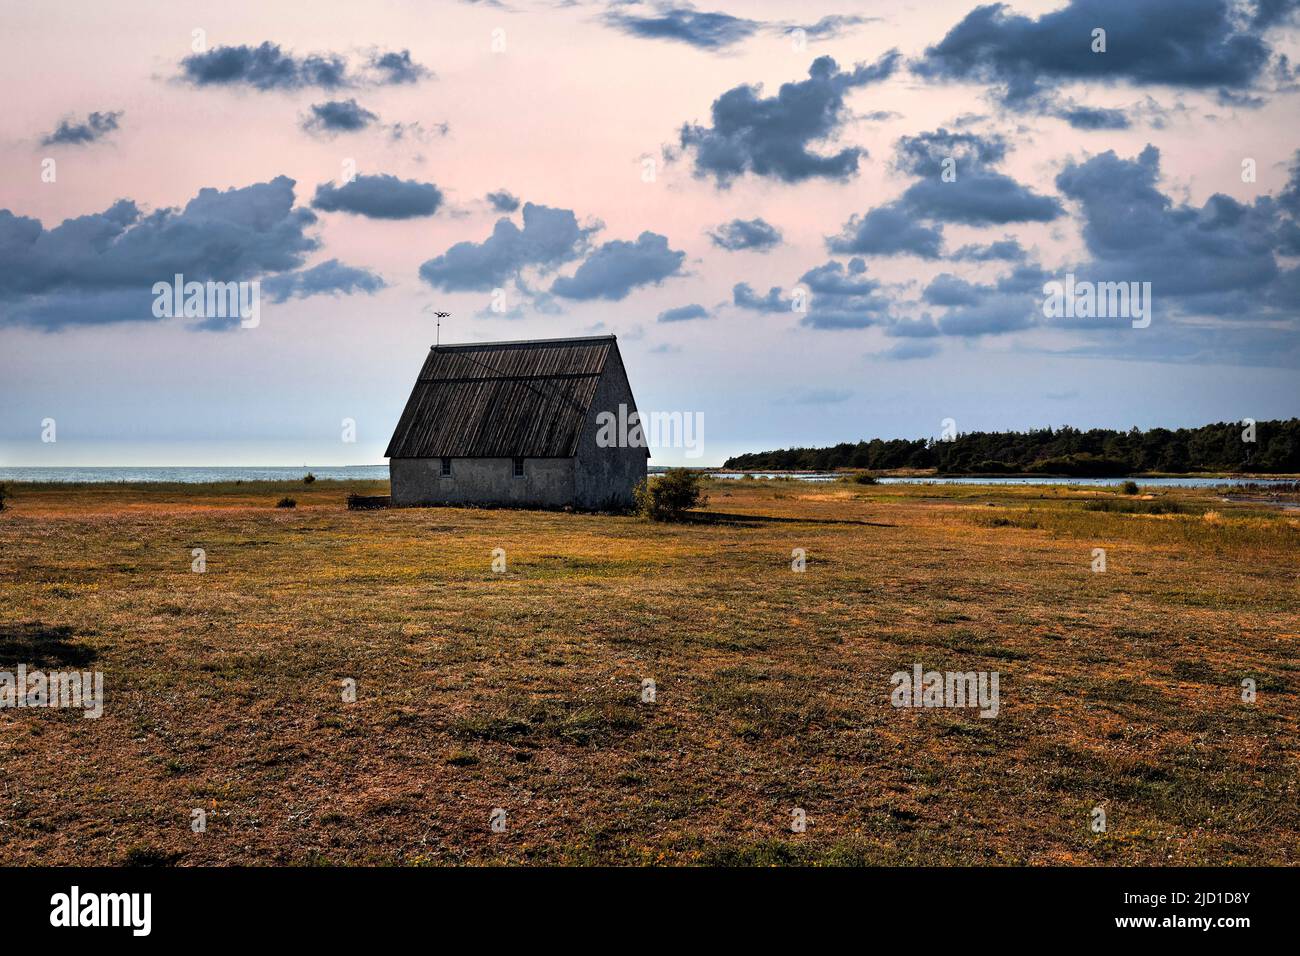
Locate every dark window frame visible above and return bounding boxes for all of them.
[440,457,452,477]
[512,457,525,479]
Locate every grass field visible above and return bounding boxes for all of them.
[1,478,1297,865]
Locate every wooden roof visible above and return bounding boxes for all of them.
[384,336,616,459]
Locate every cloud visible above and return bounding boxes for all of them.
[899,173,1061,225]
[893,128,1008,173]
[388,121,449,142]
[878,340,940,360]
[261,258,386,302]
[891,128,1062,225]
[0,176,375,330]
[827,204,944,258]
[419,202,595,292]
[41,111,123,146]
[1057,103,1130,130]
[708,217,782,251]
[732,282,790,312]
[923,273,989,306]
[551,231,686,301]
[913,0,1282,106]
[828,128,1059,257]
[368,49,430,84]
[678,53,900,185]
[952,238,1027,261]
[604,4,762,50]
[311,174,443,219]
[795,15,872,40]
[181,42,348,90]
[486,190,521,213]
[301,99,378,134]
[658,303,709,322]
[793,259,893,329]
[180,42,428,91]
[1055,143,1291,303]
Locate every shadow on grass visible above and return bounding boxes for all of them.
[683,511,896,528]
[0,622,97,668]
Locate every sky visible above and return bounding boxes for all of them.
[1,0,1298,467]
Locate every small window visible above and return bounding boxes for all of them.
[512,457,525,478]
[440,457,452,477]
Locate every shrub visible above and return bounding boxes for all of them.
[276,497,297,509]
[303,472,316,484]
[0,483,6,512]
[1119,480,1140,495]
[634,469,707,521]
[851,473,879,485]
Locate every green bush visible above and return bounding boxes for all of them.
[0,483,6,512]
[634,469,707,521]
[1119,480,1140,495]
[276,497,297,509]
[303,472,316,484]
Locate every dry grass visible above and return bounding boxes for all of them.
[0,478,1296,866]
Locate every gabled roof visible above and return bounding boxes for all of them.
[385,335,616,459]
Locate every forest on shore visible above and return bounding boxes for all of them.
[722,419,1300,475]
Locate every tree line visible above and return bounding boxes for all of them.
[722,419,1300,475]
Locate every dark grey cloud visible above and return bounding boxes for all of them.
[913,0,1282,106]
[923,273,989,306]
[679,53,900,186]
[604,4,762,50]
[893,128,1007,174]
[0,176,377,330]
[708,217,782,251]
[899,173,1061,225]
[658,303,709,322]
[181,42,348,90]
[827,204,944,258]
[1055,144,1290,302]
[41,111,123,146]
[302,99,378,134]
[262,258,386,302]
[419,203,595,292]
[796,15,871,40]
[180,42,429,91]
[934,294,1037,336]
[734,258,894,330]
[829,128,1059,257]
[732,282,790,312]
[952,238,1028,261]
[891,128,1062,225]
[1057,103,1130,129]
[486,190,521,213]
[793,258,893,329]
[551,232,686,301]
[878,340,940,360]
[368,49,430,84]
[311,174,443,219]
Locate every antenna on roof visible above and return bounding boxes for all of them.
[429,310,451,346]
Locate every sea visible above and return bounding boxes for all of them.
[0,466,1295,489]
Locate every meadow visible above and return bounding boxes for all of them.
[0,477,1296,865]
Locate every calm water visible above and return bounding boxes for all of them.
[0,465,390,484]
[708,472,1298,488]
[0,466,1294,489]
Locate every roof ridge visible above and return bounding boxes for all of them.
[431,334,616,351]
